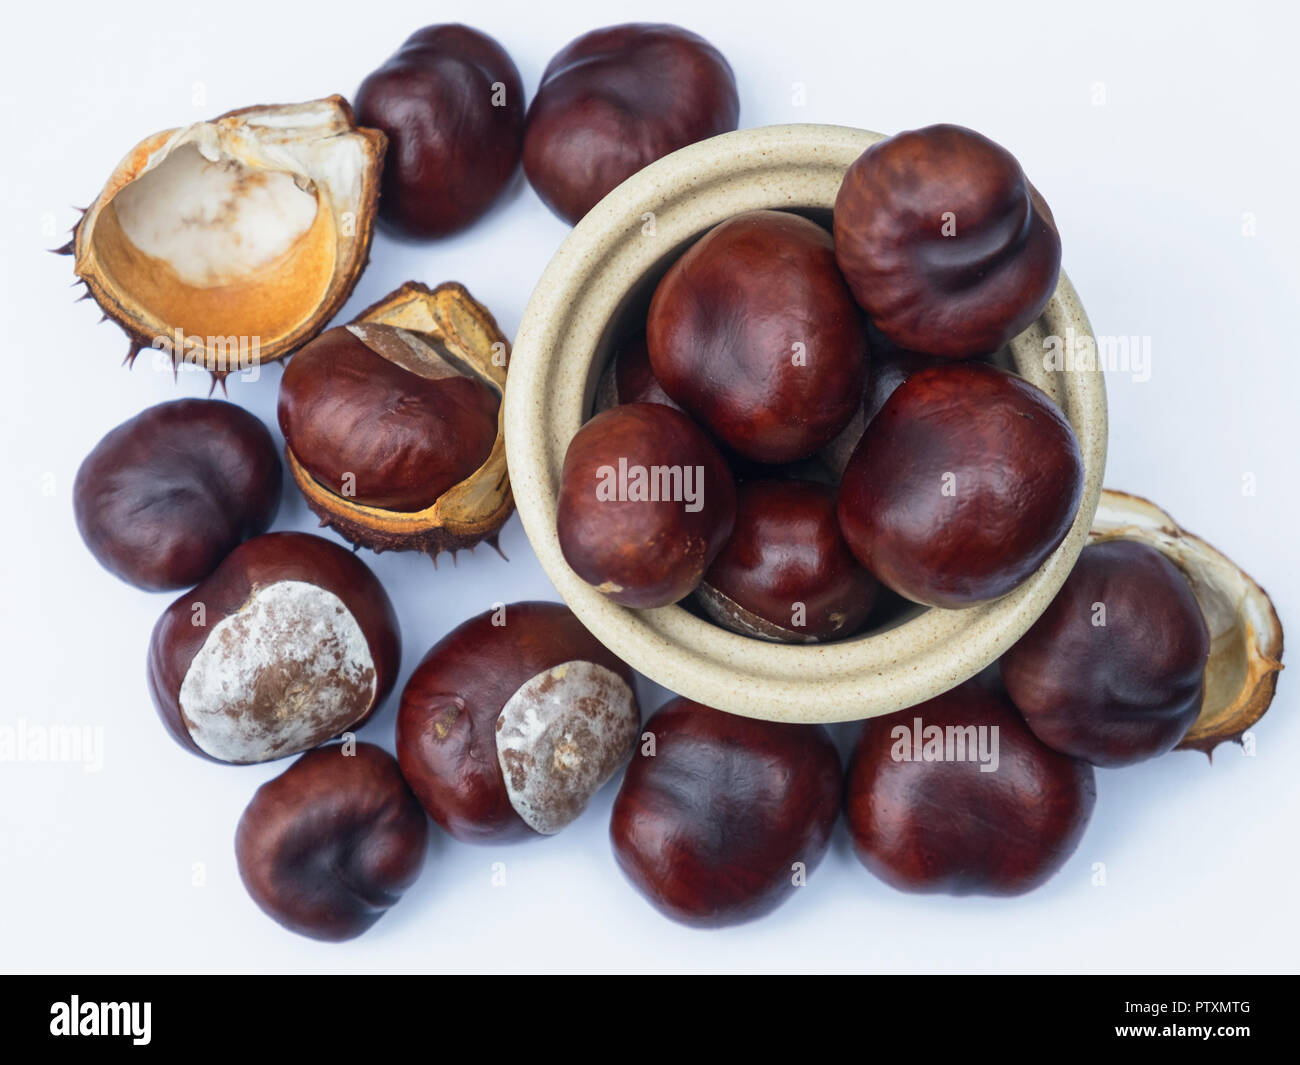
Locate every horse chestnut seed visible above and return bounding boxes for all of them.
[1001,539,1211,766]
[236,742,428,941]
[73,399,280,591]
[354,24,524,238]
[148,532,400,764]
[838,362,1083,608]
[611,698,841,927]
[833,123,1062,357]
[557,403,737,608]
[648,210,867,463]
[696,479,878,642]
[845,681,1096,896]
[523,23,739,224]
[396,601,640,843]
[595,333,681,412]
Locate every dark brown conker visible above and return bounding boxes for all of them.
[837,362,1083,608]
[235,742,428,941]
[147,532,400,765]
[73,399,280,591]
[1001,539,1211,766]
[557,402,737,608]
[647,210,867,464]
[696,479,878,642]
[594,333,681,412]
[611,698,841,927]
[354,24,524,238]
[523,23,739,224]
[845,681,1096,896]
[396,601,640,843]
[278,322,499,512]
[833,124,1062,357]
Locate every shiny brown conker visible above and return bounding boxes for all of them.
[696,479,878,642]
[278,322,499,512]
[235,742,428,941]
[647,210,867,464]
[837,362,1083,608]
[354,24,524,238]
[833,124,1062,357]
[1001,539,1211,766]
[147,532,400,764]
[396,601,640,843]
[595,333,681,412]
[523,23,739,224]
[73,399,280,591]
[611,698,841,927]
[845,681,1096,896]
[557,402,737,608]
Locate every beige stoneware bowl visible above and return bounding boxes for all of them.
[505,123,1107,723]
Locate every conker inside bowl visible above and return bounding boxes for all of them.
[506,124,1108,723]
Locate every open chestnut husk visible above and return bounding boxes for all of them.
[396,602,640,842]
[837,362,1083,608]
[610,698,841,927]
[280,281,513,557]
[147,532,400,765]
[1001,539,1210,766]
[833,124,1061,358]
[648,210,867,464]
[845,681,1096,896]
[64,97,384,383]
[355,25,524,238]
[557,402,737,608]
[696,479,878,642]
[74,399,280,591]
[236,742,428,941]
[523,23,739,225]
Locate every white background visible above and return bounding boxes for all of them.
[2,0,1297,974]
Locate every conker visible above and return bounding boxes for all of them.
[278,322,499,512]
[396,601,640,842]
[73,399,280,591]
[696,479,878,642]
[236,742,428,941]
[557,402,737,608]
[833,124,1062,357]
[147,532,400,764]
[595,333,681,412]
[837,362,1083,608]
[845,681,1096,896]
[610,698,841,927]
[1001,539,1211,766]
[647,210,867,463]
[354,24,524,238]
[523,23,739,224]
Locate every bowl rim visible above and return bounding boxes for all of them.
[505,122,1108,723]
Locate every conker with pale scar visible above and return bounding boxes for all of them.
[74,399,280,591]
[396,601,640,842]
[236,742,428,941]
[1001,539,1211,766]
[610,698,841,927]
[147,532,400,765]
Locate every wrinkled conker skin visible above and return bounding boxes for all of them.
[595,333,681,412]
[396,602,639,843]
[236,742,428,941]
[354,24,524,238]
[648,210,867,464]
[833,124,1062,357]
[278,324,499,511]
[611,698,841,927]
[148,532,400,765]
[838,363,1083,608]
[523,23,739,224]
[73,399,280,591]
[845,681,1096,896]
[697,479,878,642]
[1001,539,1210,766]
[557,403,737,608]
